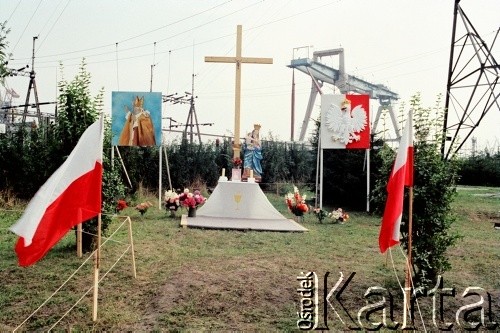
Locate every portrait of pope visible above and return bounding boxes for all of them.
[112,91,162,147]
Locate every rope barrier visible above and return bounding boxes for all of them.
[13,217,131,332]
[47,244,132,331]
[388,246,427,332]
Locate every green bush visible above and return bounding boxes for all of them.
[457,152,500,186]
[371,93,461,286]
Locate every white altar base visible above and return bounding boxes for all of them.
[181,180,307,232]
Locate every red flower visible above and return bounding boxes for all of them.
[285,186,309,216]
[232,157,242,168]
[180,189,206,209]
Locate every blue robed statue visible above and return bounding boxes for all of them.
[243,123,263,179]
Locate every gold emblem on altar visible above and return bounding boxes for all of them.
[234,193,242,210]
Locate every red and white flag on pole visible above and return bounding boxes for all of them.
[10,115,104,266]
[379,110,414,253]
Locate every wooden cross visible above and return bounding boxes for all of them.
[205,25,273,159]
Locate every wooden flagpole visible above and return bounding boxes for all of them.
[76,223,82,258]
[92,213,102,321]
[403,186,414,325]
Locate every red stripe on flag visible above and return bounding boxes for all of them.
[378,111,413,253]
[405,146,414,187]
[378,164,406,253]
[345,94,370,149]
[14,163,102,266]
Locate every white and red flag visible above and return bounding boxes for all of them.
[10,116,104,266]
[320,94,370,149]
[378,111,414,253]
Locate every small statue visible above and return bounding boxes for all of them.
[243,123,263,181]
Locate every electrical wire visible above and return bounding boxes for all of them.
[6,0,22,23]
[36,0,72,53]
[115,43,119,91]
[10,0,44,55]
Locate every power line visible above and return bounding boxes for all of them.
[6,0,22,23]
[10,0,43,55]
[36,0,72,52]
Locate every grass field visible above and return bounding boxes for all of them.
[1,186,499,331]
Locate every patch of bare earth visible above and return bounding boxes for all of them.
[131,255,299,331]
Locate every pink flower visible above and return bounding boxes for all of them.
[180,189,206,209]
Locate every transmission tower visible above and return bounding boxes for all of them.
[22,36,42,125]
[183,74,202,144]
[162,74,213,143]
[441,0,499,159]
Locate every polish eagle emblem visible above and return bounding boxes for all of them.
[325,99,367,145]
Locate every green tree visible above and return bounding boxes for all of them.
[57,60,125,251]
[0,21,10,84]
[372,93,461,286]
[458,152,500,186]
[56,60,102,156]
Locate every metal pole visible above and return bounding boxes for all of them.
[441,0,460,158]
[291,69,295,141]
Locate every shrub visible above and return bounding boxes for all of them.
[372,93,461,286]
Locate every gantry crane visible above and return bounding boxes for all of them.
[289,48,400,142]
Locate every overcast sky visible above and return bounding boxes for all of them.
[2,0,499,153]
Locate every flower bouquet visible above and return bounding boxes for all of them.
[164,190,180,217]
[179,189,206,217]
[313,208,328,223]
[328,208,349,224]
[231,157,243,181]
[135,201,153,216]
[116,199,128,213]
[285,186,309,218]
[232,157,243,169]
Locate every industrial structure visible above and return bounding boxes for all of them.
[289,48,400,142]
[442,0,499,159]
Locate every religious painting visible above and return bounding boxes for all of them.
[111,91,162,146]
[320,94,370,149]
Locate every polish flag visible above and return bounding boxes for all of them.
[378,110,414,253]
[10,116,104,266]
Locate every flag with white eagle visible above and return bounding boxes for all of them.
[320,94,370,149]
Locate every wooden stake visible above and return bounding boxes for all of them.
[127,217,137,278]
[92,214,102,321]
[76,223,82,258]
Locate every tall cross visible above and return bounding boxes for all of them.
[205,25,273,159]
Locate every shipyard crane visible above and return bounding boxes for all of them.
[289,48,400,141]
